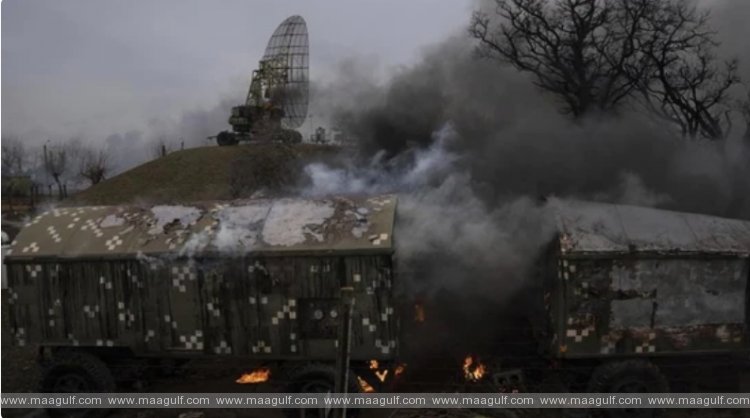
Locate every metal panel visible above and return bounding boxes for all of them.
[5,253,397,362]
[557,256,749,358]
[552,199,750,256]
[5,195,397,261]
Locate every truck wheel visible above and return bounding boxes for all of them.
[40,350,116,418]
[283,363,359,418]
[587,360,668,418]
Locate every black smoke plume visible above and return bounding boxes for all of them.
[301,3,750,369]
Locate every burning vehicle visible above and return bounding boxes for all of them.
[3,195,400,394]
[3,195,750,402]
[516,199,750,394]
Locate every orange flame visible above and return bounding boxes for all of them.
[415,304,425,322]
[365,360,406,385]
[368,359,389,382]
[236,367,271,384]
[462,355,486,382]
[395,364,406,377]
[357,376,375,393]
[375,370,388,382]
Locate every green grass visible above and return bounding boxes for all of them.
[68,143,341,206]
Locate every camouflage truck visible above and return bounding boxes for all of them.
[509,199,750,399]
[5,193,750,405]
[3,195,399,395]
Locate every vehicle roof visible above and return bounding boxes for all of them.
[551,198,750,256]
[5,195,396,260]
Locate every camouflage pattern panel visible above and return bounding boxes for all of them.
[347,255,397,360]
[556,257,749,359]
[200,258,241,356]
[5,253,398,361]
[5,262,37,347]
[553,199,750,257]
[160,260,203,352]
[292,256,344,359]
[3,195,398,358]
[4,259,149,350]
[245,257,302,358]
[12,207,111,258]
[5,196,397,262]
[538,243,564,357]
[259,257,306,357]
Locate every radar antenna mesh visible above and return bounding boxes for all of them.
[256,15,309,129]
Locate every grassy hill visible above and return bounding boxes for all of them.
[68,143,340,206]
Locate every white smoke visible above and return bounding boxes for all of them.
[302,123,459,195]
[300,123,556,300]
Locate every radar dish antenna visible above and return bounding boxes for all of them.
[211,15,310,145]
[254,15,309,129]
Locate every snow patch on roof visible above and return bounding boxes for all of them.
[262,199,335,247]
[6,195,397,259]
[100,214,125,228]
[213,204,272,252]
[149,206,202,234]
[550,198,750,255]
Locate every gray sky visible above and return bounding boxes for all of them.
[2,0,473,143]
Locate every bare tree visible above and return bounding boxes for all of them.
[44,144,68,199]
[79,148,110,186]
[470,0,654,117]
[636,0,740,140]
[2,137,27,177]
[470,0,741,140]
[2,137,30,211]
[741,89,750,145]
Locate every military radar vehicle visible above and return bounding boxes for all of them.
[5,196,750,415]
[211,15,309,146]
[488,199,750,404]
[4,195,399,399]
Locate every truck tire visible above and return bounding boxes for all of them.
[587,360,668,418]
[283,363,359,418]
[40,350,116,417]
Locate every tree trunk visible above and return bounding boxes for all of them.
[53,175,64,200]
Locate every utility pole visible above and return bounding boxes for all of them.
[334,286,355,418]
[308,114,314,142]
[43,142,49,191]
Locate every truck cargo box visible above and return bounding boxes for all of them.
[3,195,398,362]
[541,199,750,359]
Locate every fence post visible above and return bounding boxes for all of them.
[334,286,355,418]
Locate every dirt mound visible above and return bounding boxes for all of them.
[68,143,340,206]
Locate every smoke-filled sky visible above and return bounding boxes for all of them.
[2,0,749,174]
[1,0,472,145]
[293,0,750,353]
